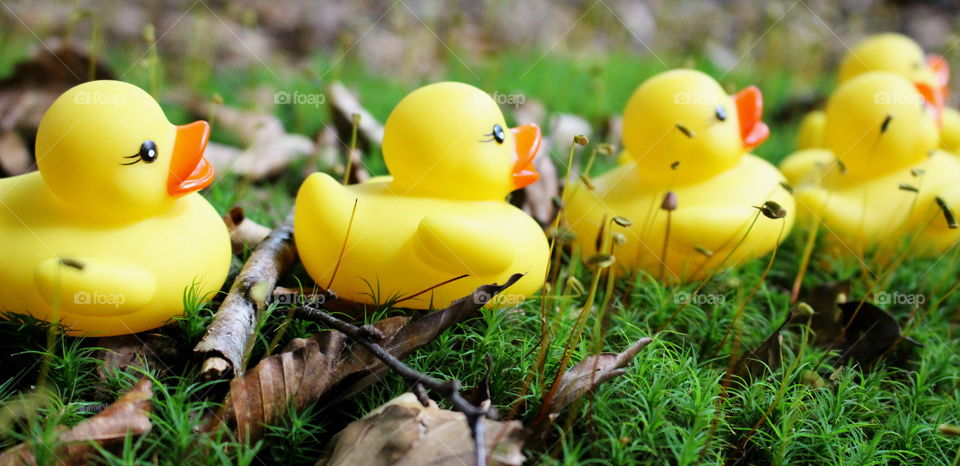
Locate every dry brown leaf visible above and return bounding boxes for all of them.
[327,81,385,150]
[170,93,315,181]
[0,378,152,466]
[93,333,177,403]
[548,337,653,416]
[512,103,559,226]
[0,43,115,179]
[0,131,32,176]
[521,142,559,226]
[303,125,343,178]
[326,82,380,184]
[214,274,523,443]
[223,206,272,253]
[317,393,525,466]
[0,43,113,132]
[736,282,847,379]
[548,113,592,169]
[203,135,314,181]
[333,274,524,400]
[736,282,921,378]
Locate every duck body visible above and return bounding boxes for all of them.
[782,72,960,254]
[0,174,229,335]
[0,80,230,336]
[295,82,549,308]
[794,151,960,253]
[568,152,793,280]
[296,173,548,307]
[566,69,794,282]
[797,33,955,152]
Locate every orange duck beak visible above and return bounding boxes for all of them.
[733,86,770,151]
[916,82,945,125]
[927,54,950,100]
[167,120,214,196]
[511,123,542,189]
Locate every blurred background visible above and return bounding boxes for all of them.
[2,0,960,222]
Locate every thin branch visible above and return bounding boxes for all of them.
[296,305,492,466]
[194,211,297,379]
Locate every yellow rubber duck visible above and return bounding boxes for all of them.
[797,33,954,152]
[782,72,960,254]
[0,80,231,336]
[566,69,795,282]
[295,82,549,308]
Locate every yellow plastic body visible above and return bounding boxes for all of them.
[799,33,958,153]
[566,70,795,282]
[796,110,826,150]
[0,81,230,336]
[941,107,960,154]
[837,33,942,86]
[294,82,549,308]
[780,72,960,253]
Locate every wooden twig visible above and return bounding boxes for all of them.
[194,211,297,380]
[297,305,492,466]
[207,274,522,445]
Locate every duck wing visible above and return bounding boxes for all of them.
[34,257,156,316]
[412,213,516,276]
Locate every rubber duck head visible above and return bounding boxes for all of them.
[622,69,769,184]
[382,82,541,200]
[36,80,213,220]
[839,33,949,120]
[824,72,938,179]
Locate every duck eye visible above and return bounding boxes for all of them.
[715,105,727,121]
[139,140,158,163]
[492,124,505,144]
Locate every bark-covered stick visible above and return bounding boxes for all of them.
[194,211,297,379]
[296,305,494,466]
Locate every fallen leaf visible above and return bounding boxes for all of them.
[0,43,114,178]
[548,337,652,415]
[326,82,379,184]
[326,82,385,152]
[801,281,850,346]
[742,281,920,374]
[223,206,272,254]
[549,114,593,155]
[0,131,32,176]
[317,393,525,466]
[734,326,786,379]
[332,274,524,399]
[212,274,523,443]
[734,302,815,379]
[94,333,177,400]
[836,301,920,367]
[606,115,623,150]
[170,93,315,181]
[0,378,152,466]
[302,125,347,179]
[514,126,558,225]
